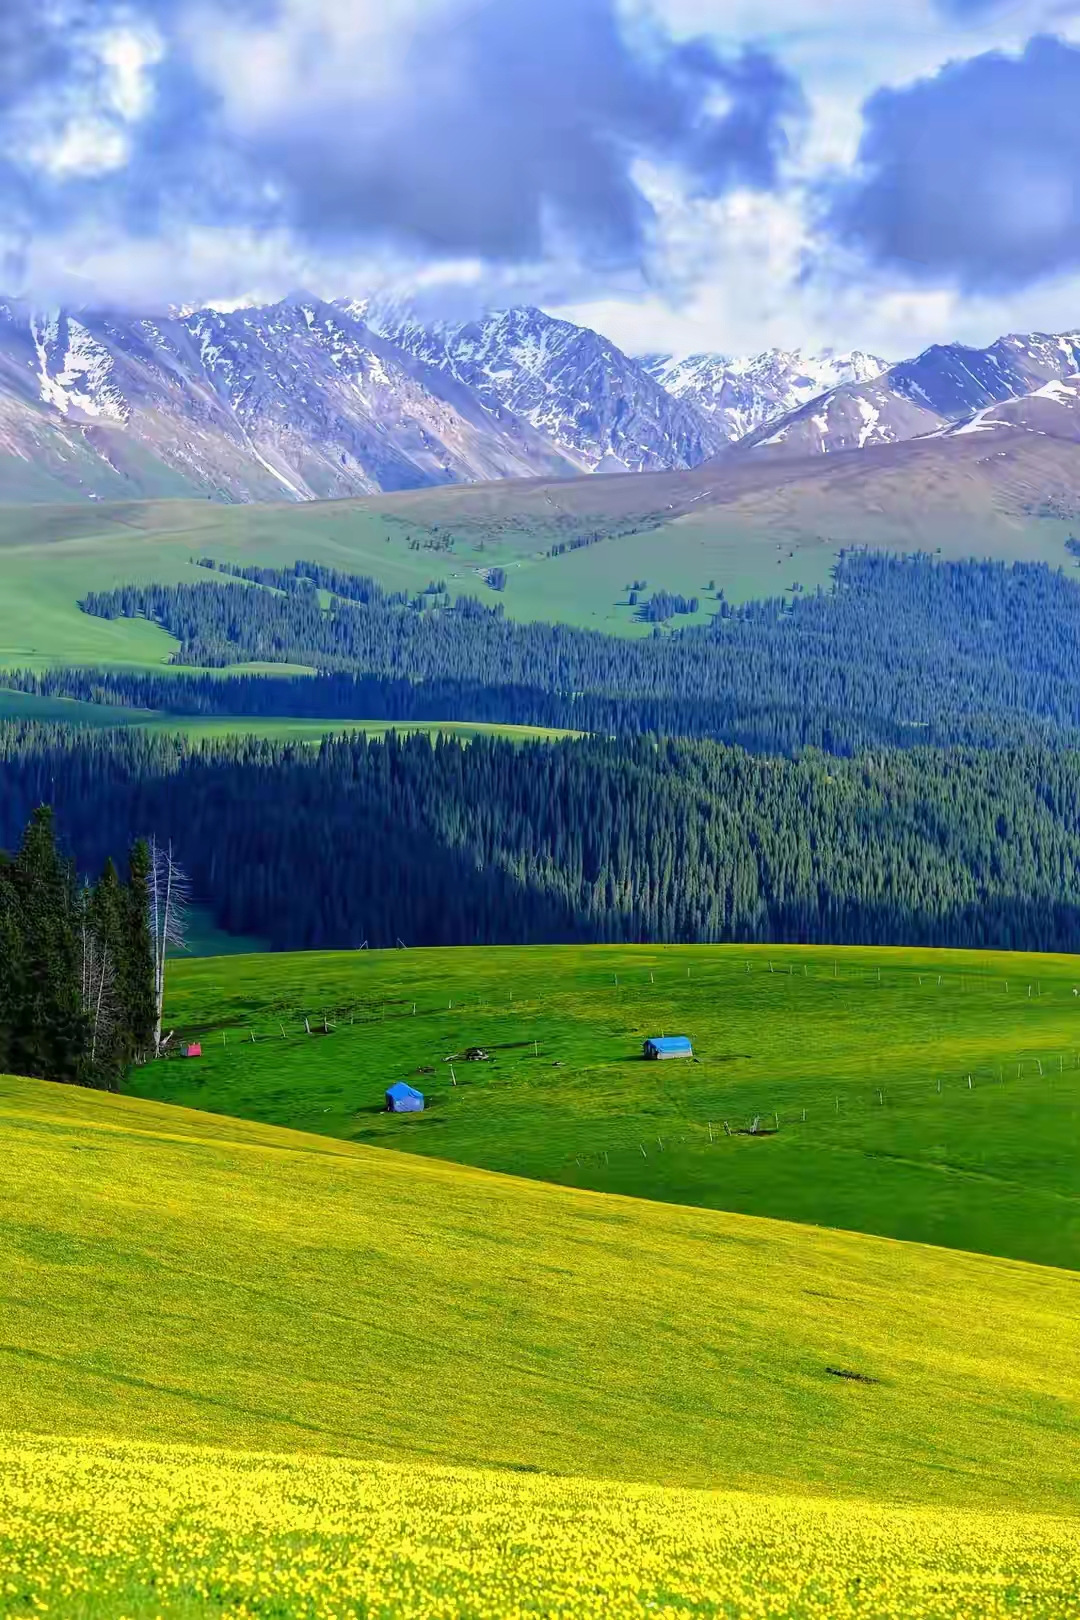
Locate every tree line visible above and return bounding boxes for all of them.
[0,808,157,1087]
[6,723,1080,956]
[43,552,1080,754]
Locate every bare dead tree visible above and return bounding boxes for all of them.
[79,889,118,1072]
[149,837,191,1057]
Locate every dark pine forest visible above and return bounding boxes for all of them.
[6,549,1080,958]
[18,551,1080,754]
[4,726,1080,955]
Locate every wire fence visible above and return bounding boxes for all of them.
[165,954,1080,1167]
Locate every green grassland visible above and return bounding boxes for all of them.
[3,1072,1080,1514]
[2,453,1076,673]
[140,942,1080,1273]
[6,944,1080,1615]
[140,716,577,745]
[0,685,573,747]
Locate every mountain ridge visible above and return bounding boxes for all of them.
[742,329,1080,457]
[0,291,1077,505]
[359,300,725,473]
[641,346,889,442]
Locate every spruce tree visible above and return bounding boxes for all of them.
[124,840,157,1064]
[11,807,87,1084]
[85,859,126,1086]
[0,857,24,1077]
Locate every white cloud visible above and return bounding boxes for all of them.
[32,118,132,180]
[100,27,163,123]
[6,0,1080,364]
[541,1,1080,356]
[182,0,455,129]
[15,22,162,180]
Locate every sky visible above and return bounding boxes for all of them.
[3,0,1080,359]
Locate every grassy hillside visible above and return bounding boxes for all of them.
[4,1073,1080,1513]
[139,942,1080,1271]
[0,686,573,747]
[0,687,153,726]
[140,716,577,745]
[5,1435,1080,1619]
[2,428,1077,671]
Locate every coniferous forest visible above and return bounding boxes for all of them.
[6,725,1080,955]
[12,551,1080,754]
[7,547,1080,995]
[0,808,156,1087]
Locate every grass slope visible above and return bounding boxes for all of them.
[3,433,1077,671]
[0,687,153,726]
[0,688,573,747]
[141,943,1080,1272]
[140,717,577,745]
[3,1073,1080,1514]
[6,1436,1080,1619]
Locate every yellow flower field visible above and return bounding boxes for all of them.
[2,1434,1078,1620]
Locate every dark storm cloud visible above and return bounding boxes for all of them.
[246,0,803,265]
[823,34,1080,291]
[0,0,802,275]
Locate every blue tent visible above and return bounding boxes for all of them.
[643,1036,693,1061]
[386,1082,425,1113]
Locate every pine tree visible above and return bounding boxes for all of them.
[0,856,25,1078]
[84,860,126,1085]
[123,841,157,1064]
[10,807,86,1085]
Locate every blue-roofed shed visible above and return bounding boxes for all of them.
[643,1036,693,1061]
[386,1082,425,1113]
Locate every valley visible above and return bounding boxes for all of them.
[4,288,1080,1620]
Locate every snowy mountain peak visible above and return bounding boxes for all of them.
[363,301,725,473]
[640,347,889,443]
[740,328,1080,459]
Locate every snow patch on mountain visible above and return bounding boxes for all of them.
[364,302,724,473]
[641,347,889,443]
[31,314,128,421]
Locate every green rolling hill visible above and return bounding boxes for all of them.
[5,940,1080,1614]
[2,417,1079,675]
[133,942,1080,1273]
[4,1071,1079,1509]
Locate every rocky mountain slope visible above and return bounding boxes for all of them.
[743,331,1080,457]
[1,289,1079,507]
[0,298,586,503]
[361,302,724,473]
[641,348,888,442]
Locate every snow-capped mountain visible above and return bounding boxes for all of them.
[944,374,1080,443]
[360,302,725,473]
[1,290,1080,505]
[0,298,602,502]
[641,348,888,442]
[742,331,1080,457]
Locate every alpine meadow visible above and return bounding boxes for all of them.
[4,1,1080,1615]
